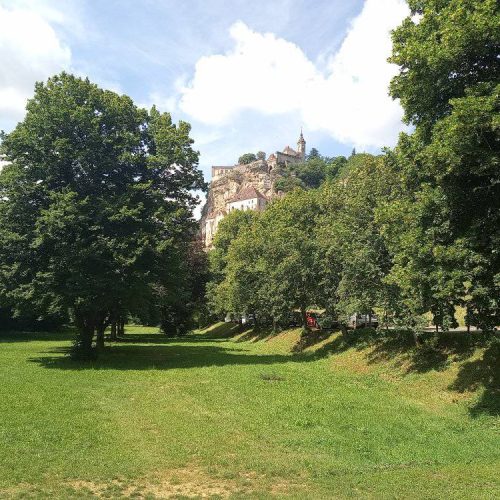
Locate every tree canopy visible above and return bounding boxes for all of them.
[274,151,349,193]
[384,0,500,330]
[0,73,205,355]
[238,153,257,165]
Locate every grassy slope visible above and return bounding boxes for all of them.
[0,324,498,499]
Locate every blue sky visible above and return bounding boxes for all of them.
[0,0,409,183]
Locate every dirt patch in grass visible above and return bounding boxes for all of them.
[63,466,305,498]
[67,473,237,498]
[260,372,286,381]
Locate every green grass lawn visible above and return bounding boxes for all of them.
[0,324,498,499]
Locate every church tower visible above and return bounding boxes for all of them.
[297,129,306,160]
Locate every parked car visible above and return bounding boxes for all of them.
[348,313,379,329]
[306,312,320,329]
[241,314,256,325]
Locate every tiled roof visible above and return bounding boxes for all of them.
[228,186,267,203]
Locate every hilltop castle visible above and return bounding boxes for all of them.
[201,131,306,248]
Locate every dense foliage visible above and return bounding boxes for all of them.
[208,155,399,332]
[0,0,497,352]
[207,0,499,336]
[238,153,257,165]
[385,0,499,330]
[274,152,348,192]
[0,73,205,355]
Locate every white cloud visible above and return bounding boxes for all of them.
[143,91,179,114]
[178,0,409,148]
[180,20,318,123]
[0,5,71,125]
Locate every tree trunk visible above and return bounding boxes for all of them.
[81,323,95,352]
[466,306,471,333]
[96,325,105,350]
[412,329,420,346]
[95,312,110,350]
[253,312,259,328]
[110,321,117,341]
[340,323,348,337]
[73,310,96,357]
[118,317,125,337]
[301,307,310,332]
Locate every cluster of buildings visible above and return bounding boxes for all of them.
[201,131,306,248]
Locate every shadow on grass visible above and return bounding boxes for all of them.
[306,328,380,359]
[29,343,302,371]
[0,329,75,343]
[449,341,500,417]
[301,327,499,417]
[196,322,281,343]
[310,328,493,371]
[110,333,216,344]
[292,329,332,353]
[198,322,244,339]
[23,323,499,417]
[236,326,282,343]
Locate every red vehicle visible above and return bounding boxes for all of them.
[306,312,320,329]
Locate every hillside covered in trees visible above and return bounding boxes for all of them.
[206,0,499,337]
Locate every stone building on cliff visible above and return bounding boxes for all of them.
[201,131,306,248]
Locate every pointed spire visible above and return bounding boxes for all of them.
[297,128,306,159]
[298,127,305,145]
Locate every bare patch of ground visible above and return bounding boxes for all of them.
[62,466,306,499]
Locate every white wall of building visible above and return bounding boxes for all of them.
[226,197,266,212]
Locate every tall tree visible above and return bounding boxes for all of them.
[0,73,205,356]
[385,0,500,330]
[206,210,256,318]
[207,190,321,329]
[253,190,321,328]
[317,155,399,330]
[222,227,265,324]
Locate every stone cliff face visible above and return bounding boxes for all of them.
[201,160,277,218]
[199,160,284,248]
[200,132,306,248]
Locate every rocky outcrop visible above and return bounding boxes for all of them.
[201,160,278,219]
[200,132,306,248]
[200,160,286,248]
